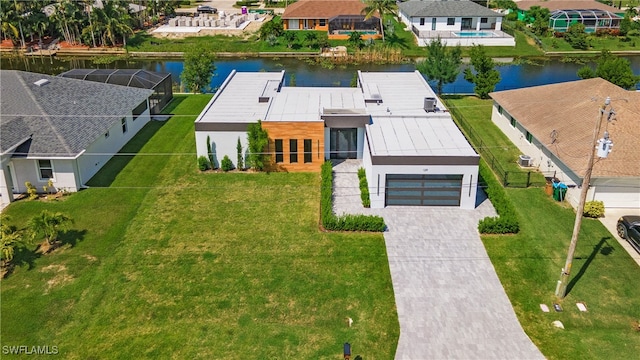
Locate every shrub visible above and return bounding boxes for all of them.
[221,155,234,172]
[25,182,38,200]
[320,162,385,232]
[477,162,520,234]
[236,137,244,170]
[357,167,371,208]
[197,156,210,171]
[583,200,605,218]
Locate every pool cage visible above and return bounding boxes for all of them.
[549,9,622,33]
[328,15,380,35]
[59,69,173,114]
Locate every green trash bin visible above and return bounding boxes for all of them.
[552,182,567,201]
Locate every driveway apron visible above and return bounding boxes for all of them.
[333,161,544,359]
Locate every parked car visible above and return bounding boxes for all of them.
[617,215,640,253]
[197,5,217,14]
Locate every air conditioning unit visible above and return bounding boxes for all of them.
[424,97,437,112]
[518,154,532,167]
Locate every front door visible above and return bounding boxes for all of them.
[330,128,358,159]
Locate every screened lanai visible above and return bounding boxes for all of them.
[59,69,172,114]
[549,9,622,33]
[328,15,380,36]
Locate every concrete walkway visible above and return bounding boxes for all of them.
[332,160,544,359]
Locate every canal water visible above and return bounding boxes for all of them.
[2,55,639,92]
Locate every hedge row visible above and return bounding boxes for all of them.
[477,161,520,234]
[357,168,371,208]
[321,162,385,232]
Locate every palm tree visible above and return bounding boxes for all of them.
[0,0,20,44]
[28,210,74,246]
[361,0,396,42]
[1,215,21,266]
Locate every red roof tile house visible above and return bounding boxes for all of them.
[282,0,381,40]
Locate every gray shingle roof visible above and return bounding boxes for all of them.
[0,70,153,157]
[399,0,504,18]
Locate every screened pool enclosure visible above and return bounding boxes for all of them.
[549,9,622,33]
[59,69,173,114]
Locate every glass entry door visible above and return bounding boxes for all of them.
[330,128,358,159]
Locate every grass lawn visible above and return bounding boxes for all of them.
[483,187,640,359]
[1,95,399,359]
[443,96,546,186]
[448,97,640,359]
[541,34,640,52]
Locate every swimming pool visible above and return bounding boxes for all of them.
[453,31,496,37]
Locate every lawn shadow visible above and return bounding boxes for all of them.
[86,97,186,187]
[386,33,409,49]
[566,236,614,296]
[11,244,41,271]
[59,229,87,248]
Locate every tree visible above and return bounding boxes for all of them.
[564,23,588,50]
[577,50,640,89]
[246,120,269,171]
[416,37,462,95]
[464,45,501,99]
[259,17,283,40]
[527,6,550,36]
[181,47,216,93]
[1,215,21,267]
[283,30,296,48]
[348,31,365,49]
[236,137,244,170]
[362,0,396,42]
[28,210,74,245]
[619,14,632,36]
[304,31,318,48]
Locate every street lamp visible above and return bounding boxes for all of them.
[555,96,614,299]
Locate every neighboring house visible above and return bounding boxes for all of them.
[515,0,623,32]
[0,70,153,205]
[489,78,640,210]
[59,69,173,115]
[282,0,382,40]
[195,70,480,209]
[398,0,515,46]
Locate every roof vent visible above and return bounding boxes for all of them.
[34,79,50,87]
[424,97,437,112]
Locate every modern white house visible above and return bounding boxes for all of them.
[195,70,480,209]
[0,70,153,206]
[398,0,515,46]
[489,78,640,210]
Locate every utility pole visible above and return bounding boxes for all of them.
[555,97,613,299]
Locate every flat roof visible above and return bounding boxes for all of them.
[266,87,365,122]
[359,71,446,116]
[195,71,285,124]
[367,116,477,157]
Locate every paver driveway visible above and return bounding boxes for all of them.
[333,161,544,359]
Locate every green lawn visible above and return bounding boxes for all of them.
[443,96,547,186]
[448,98,640,359]
[1,95,399,359]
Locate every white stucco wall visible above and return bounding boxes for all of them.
[78,109,151,185]
[195,131,248,169]
[10,158,78,193]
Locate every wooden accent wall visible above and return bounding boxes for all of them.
[261,121,325,172]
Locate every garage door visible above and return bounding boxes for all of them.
[386,174,463,206]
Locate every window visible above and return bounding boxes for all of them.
[290,139,298,163]
[481,17,488,24]
[420,18,425,26]
[497,105,503,115]
[319,19,326,26]
[432,18,437,31]
[275,139,283,163]
[526,131,533,143]
[105,131,110,139]
[510,117,516,127]
[38,160,53,180]
[133,100,147,121]
[304,139,312,163]
[447,18,455,26]
[121,118,127,133]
